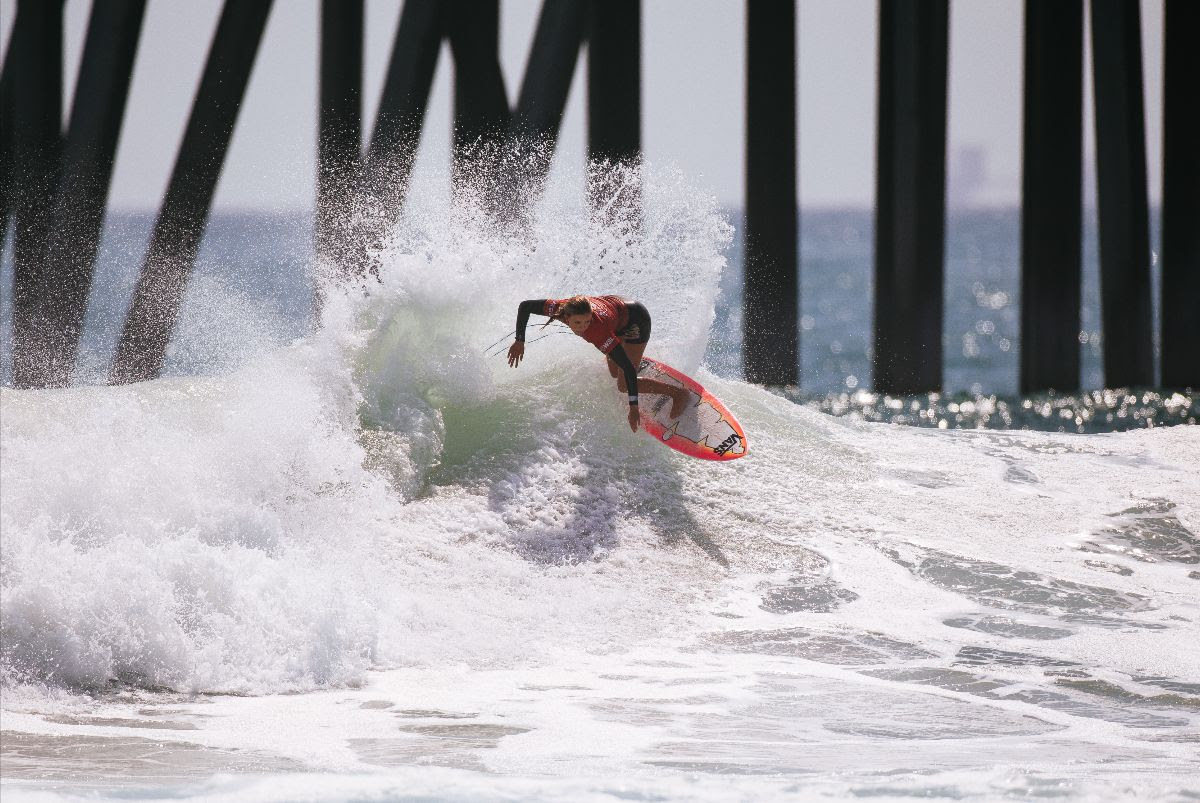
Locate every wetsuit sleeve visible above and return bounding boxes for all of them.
[608,344,640,407]
[515,299,549,342]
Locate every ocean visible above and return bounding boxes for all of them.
[1,165,1197,801]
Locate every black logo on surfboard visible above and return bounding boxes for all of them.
[712,432,742,457]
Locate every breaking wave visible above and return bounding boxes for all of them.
[2,159,1197,787]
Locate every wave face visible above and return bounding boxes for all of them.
[0,164,736,693]
[1,162,1198,798]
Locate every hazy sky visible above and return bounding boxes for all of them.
[0,0,1166,212]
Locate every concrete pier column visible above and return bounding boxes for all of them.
[38,0,147,388]
[0,46,15,252]
[509,0,588,193]
[1160,0,1200,389]
[744,0,798,386]
[112,0,274,385]
[317,0,363,269]
[446,0,509,187]
[1020,0,1083,394]
[362,0,442,227]
[873,0,949,396]
[1090,0,1153,388]
[9,0,64,388]
[587,0,641,216]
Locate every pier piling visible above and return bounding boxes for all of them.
[1090,0,1154,389]
[361,0,442,237]
[38,0,147,388]
[317,0,363,269]
[873,0,949,396]
[111,0,274,385]
[1160,0,1200,389]
[9,0,64,389]
[2,0,1182,395]
[509,0,588,190]
[743,0,798,386]
[587,0,641,215]
[1020,0,1083,395]
[446,0,510,188]
[0,46,14,253]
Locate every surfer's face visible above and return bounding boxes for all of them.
[565,313,592,334]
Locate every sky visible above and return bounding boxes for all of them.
[0,0,1166,212]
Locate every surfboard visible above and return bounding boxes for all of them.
[636,357,748,461]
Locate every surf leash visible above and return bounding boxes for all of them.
[483,326,570,358]
[483,330,516,355]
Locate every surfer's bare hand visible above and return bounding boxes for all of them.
[507,341,524,367]
[628,407,640,432]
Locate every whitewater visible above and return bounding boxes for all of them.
[2,166,1198,801]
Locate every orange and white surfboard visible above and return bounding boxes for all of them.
[637,358,748,461]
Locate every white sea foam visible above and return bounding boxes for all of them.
[1,163,738,695]
[2,162,1198,800]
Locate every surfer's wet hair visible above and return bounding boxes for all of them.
[560,296,591,318]
[544,295,591,329]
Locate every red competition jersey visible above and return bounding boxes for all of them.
[544,295,630,354]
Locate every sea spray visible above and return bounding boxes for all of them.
[1,160,737,694]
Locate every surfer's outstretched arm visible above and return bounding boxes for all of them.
[509,299,549,367]
[514,299,549,343]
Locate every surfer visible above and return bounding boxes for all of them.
[508,295,690,433]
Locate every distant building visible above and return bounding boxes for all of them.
[947,145,987,208]
[947,144,1021,209]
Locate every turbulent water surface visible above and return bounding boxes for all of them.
[2,168,1198,801]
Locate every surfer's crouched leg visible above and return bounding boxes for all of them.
[668,388,688,419]
[628,376,690,419]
